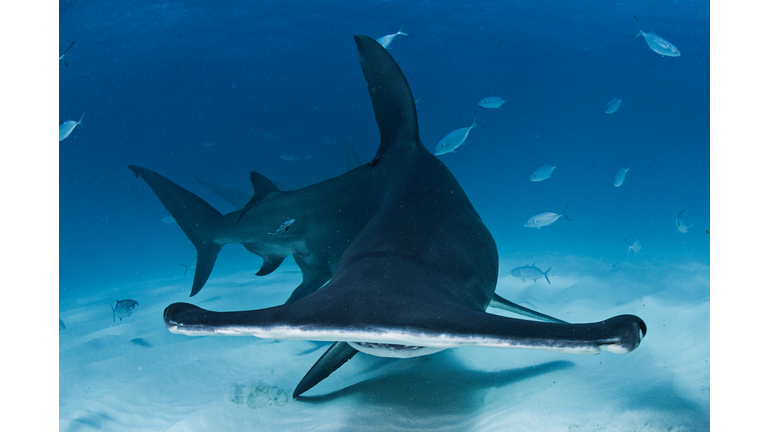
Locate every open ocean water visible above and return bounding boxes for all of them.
[10,0,754,429]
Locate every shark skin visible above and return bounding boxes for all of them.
[131,140,373,301]
[134,163,559,323]
[130,162,381,301]
[161,35,647,397]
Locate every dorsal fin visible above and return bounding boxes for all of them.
[354,35,419,159]
[237,172,280,223]
[249,171,279,199]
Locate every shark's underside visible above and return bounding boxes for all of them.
[132,35,646,397]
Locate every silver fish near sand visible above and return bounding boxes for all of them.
[614,166,630,187]
[111,299,139,322]
[524,204,571,229]
[530,162,557,182]
[60,41,75,66]
[434,111,483,155]
[510,263,552,284]
[624,239,641,256]
[376,24,408,49]
[634,16,680,57]
[59,112,84,142]
[605,98,622,114]
[479,96,507,109]
[676,210,692,233]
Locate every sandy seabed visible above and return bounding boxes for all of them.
[59,253,709,431]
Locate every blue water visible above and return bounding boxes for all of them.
[59,0,710,429]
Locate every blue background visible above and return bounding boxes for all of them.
[59,0,710,298]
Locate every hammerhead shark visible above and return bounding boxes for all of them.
[131,35,646,398]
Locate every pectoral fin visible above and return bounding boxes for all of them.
[293,342,358,398]
[257,255,286,276]
[490,294,568,324]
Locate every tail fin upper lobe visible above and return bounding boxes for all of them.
[129,165,224,296]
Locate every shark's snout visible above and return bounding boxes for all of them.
[598,314,647,354]
[164,303,202,327]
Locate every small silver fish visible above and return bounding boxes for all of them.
[161,216,176,224]
[614,166,630,187]
[59,319,66,331]
[478,96,507,109]
[434,111,483,155]
[605,98,622,114]
[377,24,408,49]
[269,219,295,236]
[530,162,558,182]
[510,263,552,284]
[281,154,298,161]
[111,299,139,322]
[624,239,641,256]
[59,41,75,66]
[59,112,84,142]
[524,204,571,229]
[634,16,680,57]
[676,210,692,233]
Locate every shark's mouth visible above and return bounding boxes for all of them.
[348,341,447,358]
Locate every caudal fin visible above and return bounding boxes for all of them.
[60,41,75,66]
[634,16,644,38]
[561,204,571,222]
[128,165,224,296]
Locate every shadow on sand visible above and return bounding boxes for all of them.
[298,351,575,431]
